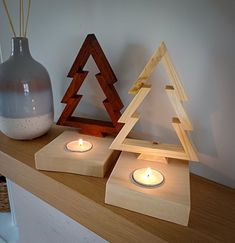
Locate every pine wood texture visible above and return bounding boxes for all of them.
[129,42,166,94]
[121,138,188,160]
[165,85,193,131]
[110,42,198,162]
[105,152,190,226]
[57,34,124,137]
[0,126,234,243]
[35,131,120,178]
[137,153,168,163]
[172,118,198,161]
[162,50,188,101]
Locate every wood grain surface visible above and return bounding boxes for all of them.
[0,125,234,243]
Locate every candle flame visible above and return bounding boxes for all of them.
[78,139,83,146]
[145,167,152,178]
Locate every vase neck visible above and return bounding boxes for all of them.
[11,37,32,57]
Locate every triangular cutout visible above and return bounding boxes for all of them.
[110,42,199,162]
[57,34,124,137]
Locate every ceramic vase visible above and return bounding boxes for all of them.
[0,37,54,140]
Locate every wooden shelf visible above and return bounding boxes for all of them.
[0,125,234,242]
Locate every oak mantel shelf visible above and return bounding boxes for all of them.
[0,125,234,242]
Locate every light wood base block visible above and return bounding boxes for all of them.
[35,131,120,177]
[105,152,190,226]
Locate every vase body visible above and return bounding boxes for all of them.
[0,37,54,140]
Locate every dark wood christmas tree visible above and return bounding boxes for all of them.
[57,34,124,137]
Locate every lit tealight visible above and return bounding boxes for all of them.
[66,138,93,152]
[132,167,164,187]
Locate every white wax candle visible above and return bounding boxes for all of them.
[66,138,93,152]
[132,167,164,187]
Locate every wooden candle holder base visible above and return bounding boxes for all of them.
[35,131,120,178]
[105,152,190,226]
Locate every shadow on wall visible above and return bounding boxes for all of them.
[190,45,235,188]
[114,42,150,104]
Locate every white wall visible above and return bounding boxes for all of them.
[0,0,235,188]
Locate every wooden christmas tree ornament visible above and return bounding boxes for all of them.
[106,42,199,226]
[110,42,199,163]
[57,34,124,137]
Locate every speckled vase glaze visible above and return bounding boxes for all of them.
[0,37,54,140]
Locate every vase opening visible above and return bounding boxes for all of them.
[11,37,32,58]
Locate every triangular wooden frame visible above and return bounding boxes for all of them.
[110,42,199,162]
[57,34,124,137]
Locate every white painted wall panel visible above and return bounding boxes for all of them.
[10,182,106,243]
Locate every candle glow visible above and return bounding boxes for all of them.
[132,167,164,187]
[66,138,92,152]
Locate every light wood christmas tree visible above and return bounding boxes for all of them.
[110,42,199,163]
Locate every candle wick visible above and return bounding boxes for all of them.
[78,139,83,147]
[145,168,152,178]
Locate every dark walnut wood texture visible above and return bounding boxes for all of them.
[57,34,124,137]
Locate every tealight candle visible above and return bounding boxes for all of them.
[132,167,164,187]
[66,138,93,152]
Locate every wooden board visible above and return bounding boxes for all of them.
[105,152,190,226]
[128,41,187,103]
[172,118,199,161]
[35,131,120,178]
[129,43,166,94]
[165,85,193,130]
[137,153,168,163]
[121,138,189,160]
[162,50,188,101]
[0,125,234,243]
